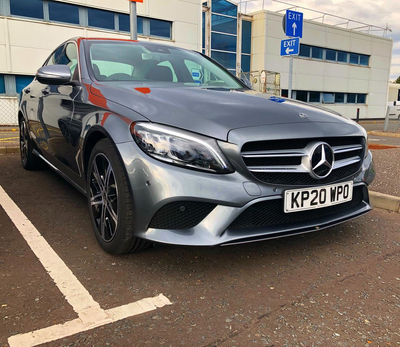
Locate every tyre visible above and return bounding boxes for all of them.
[19,118,40,170]
[86,138,151,254]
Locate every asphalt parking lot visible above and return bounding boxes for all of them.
[0,151,399,347]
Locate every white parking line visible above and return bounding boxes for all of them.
[0,186,172,347]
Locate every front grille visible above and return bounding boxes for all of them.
[241,137,365,186]
[149,201,216,230]
[229,185,365,229]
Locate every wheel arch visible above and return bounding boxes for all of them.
[82,125,133,188]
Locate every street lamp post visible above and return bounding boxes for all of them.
[129,0,143,40]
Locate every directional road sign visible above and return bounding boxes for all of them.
[280,38,300,57]
[285,10,303,38]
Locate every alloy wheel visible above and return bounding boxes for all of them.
[20,121,28,166]
[89,153,119,242]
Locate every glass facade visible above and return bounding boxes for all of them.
[242,20,252,54]
[241,55,251,74]
[210,0,239,74]
[211,14,237,35]
[211,51,236,70]
[49,1,80,25]
[212,0,237,16]
[211,32,236,52]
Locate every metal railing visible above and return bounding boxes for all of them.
[235,0,391,37]
[240,70,281,95]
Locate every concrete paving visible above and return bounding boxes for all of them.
[0,153,399,346]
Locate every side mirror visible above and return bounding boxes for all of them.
[394,101,397,106]
[36,65,72,85]
[240,77,252,89]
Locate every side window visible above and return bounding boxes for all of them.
[57,43,79,76]
[46,45,65,66]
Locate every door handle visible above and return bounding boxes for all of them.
[41,87,50,95]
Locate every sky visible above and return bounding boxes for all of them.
[231,0,400,81]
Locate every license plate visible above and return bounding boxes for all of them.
[284,181,353,213]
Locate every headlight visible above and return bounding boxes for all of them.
[131,122,234,173]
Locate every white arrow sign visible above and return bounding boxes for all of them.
[292,22,297,36]
[285,47,294,55]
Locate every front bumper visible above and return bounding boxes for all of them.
[117,140,374,247]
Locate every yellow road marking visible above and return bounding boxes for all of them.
[0,136,19,141]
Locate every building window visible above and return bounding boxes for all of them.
[299,44,311,58]
[118,14,144,34]
[357,94,366,104]
[312,47,323,59]
[10,0,43,19]
[293,91,367,104]
[347,93,356,103]
[298,44,369,67]
[241,20,252,73]
[0,75,5,94]
[6,2,172,43]
[149,18,171,39]
[15,75,34,94]
[241,55,251,73]
[242,20,252,54]
[335,93,345,103]
[349,53,359,64]
[326,49,336,61]
[212,0,237,17]
[337,51,348,63]
[49,1,80,25]
[88,8,115,30]
[359,55,369,66]
[309,91,320,103]
[296,91,308,102]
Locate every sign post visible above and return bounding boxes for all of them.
[281,10,303,99]
[129,0,143,40]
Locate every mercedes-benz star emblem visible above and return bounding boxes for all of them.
[310,143,334,179]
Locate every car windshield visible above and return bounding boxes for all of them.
[87,41,243,89]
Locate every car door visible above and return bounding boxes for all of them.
[37,42,82,172]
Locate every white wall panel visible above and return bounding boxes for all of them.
[295,74,323,90]
[347,79,369,93]
[324,62,349,78]
[10,46,53,73]
[348,66,369,80]
[0,46,8,73]
[323,76,348,91]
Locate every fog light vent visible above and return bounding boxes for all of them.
[149,201,217,230]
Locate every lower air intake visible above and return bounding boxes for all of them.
[149,201,217,230]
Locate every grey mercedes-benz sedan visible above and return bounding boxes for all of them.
[18,38,375,254]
